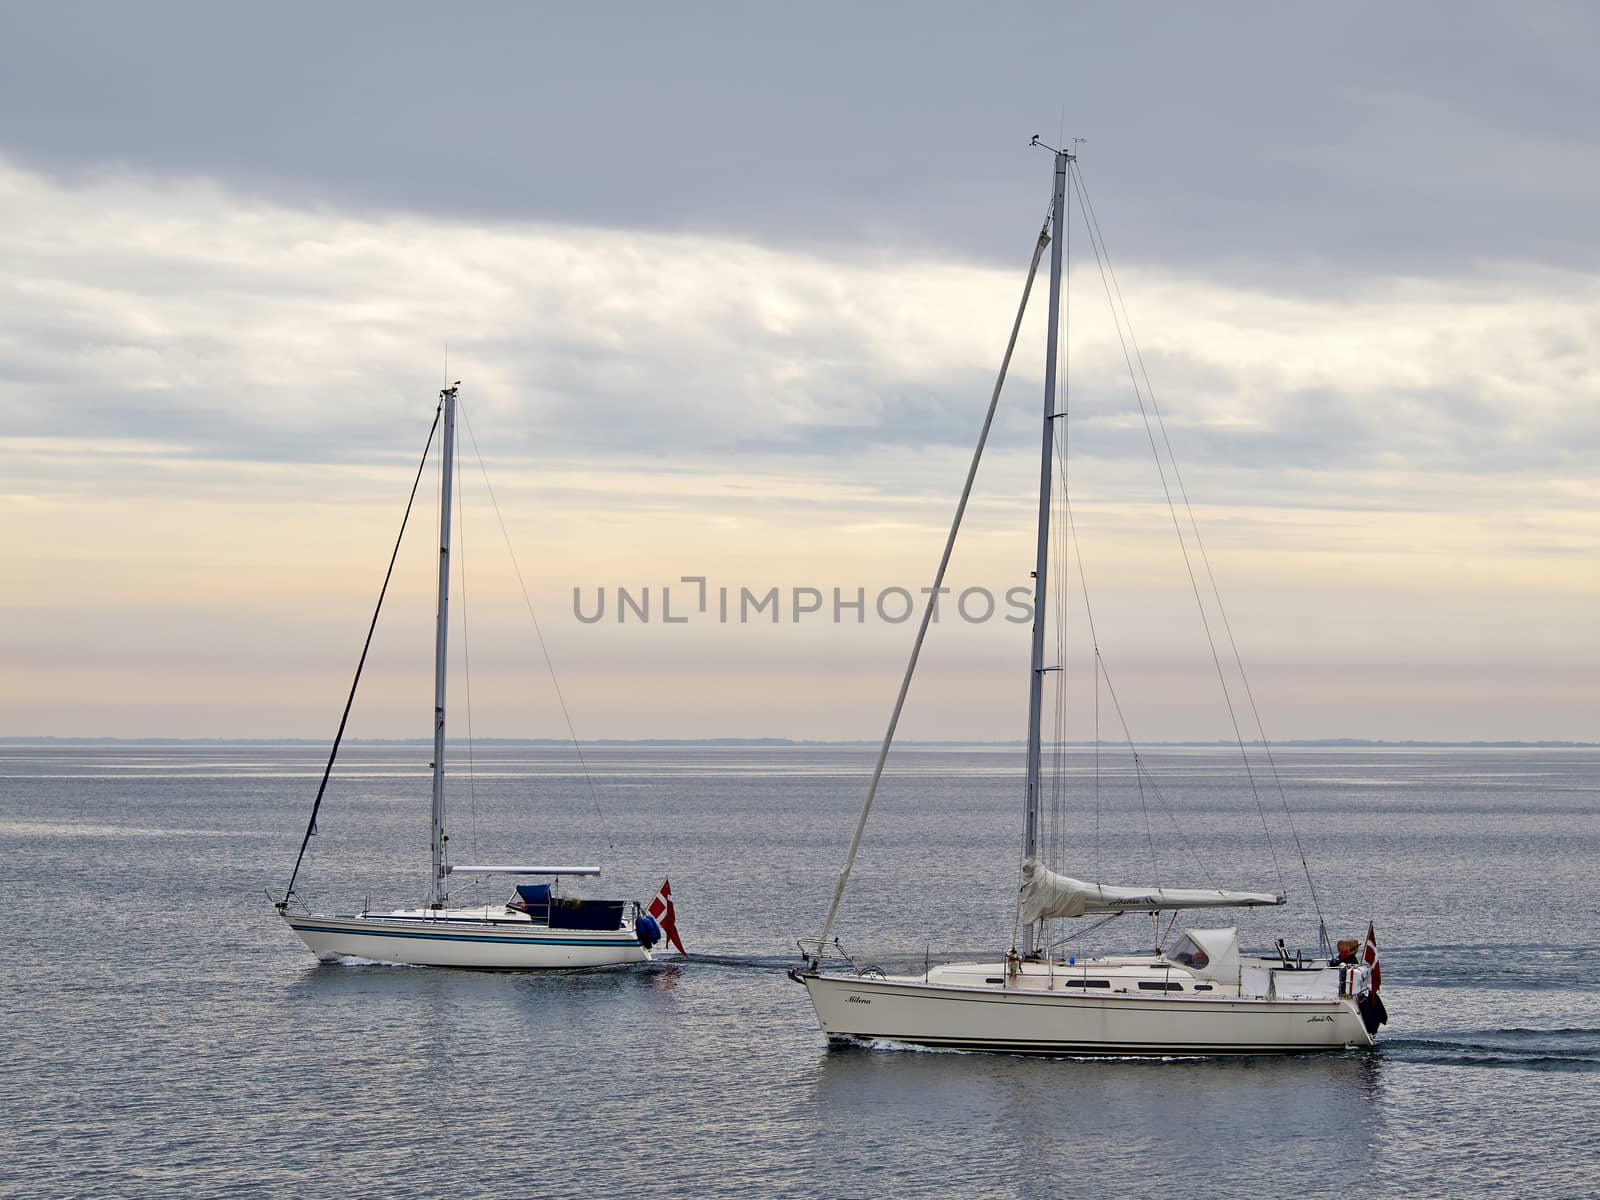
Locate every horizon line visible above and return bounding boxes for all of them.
[1,736,1595,749]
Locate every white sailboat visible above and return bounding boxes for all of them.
[792,143,1387,1054]
[275,384,671,969]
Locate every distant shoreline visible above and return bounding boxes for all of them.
[1,736,1594,749]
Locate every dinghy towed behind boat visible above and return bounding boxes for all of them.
[791,142,1387,1054]
[274,384,680,969]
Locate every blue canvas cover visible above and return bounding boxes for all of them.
[548,899,625,931]
[509,883,551,922]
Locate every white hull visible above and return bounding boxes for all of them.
[283,910,650,969]
[796,968,1374,1056]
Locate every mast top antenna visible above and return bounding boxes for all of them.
[1029,134,1081,160]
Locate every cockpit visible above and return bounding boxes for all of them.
[1167,931,1211,970]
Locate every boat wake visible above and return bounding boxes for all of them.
[839,1037,966,1056]
[1380,1027,1600,1072]
[1392,943,1592,991]
[670,952,799,971]
[832,1037,1219,1062]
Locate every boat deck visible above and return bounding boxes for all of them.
[922,953,1356,1002]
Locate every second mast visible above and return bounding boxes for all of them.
[1022,148,1071,956]
[430,383,458,908]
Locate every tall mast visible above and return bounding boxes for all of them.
[1022,148,1070,956]
[429,383,458,909]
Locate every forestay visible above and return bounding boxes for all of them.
[1018,859,1283,922]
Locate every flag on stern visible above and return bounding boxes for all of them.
[1363,922,1382,992]
[647,879,686,956]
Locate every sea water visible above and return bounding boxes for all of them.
[2,743,1595,1199]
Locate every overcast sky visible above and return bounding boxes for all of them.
[2,2,1595,741]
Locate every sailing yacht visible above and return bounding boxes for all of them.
[274,384,669,969]
[791,144,1386,1054]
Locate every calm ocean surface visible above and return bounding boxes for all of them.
[3,742,1596,1199]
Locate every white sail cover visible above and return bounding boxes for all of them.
[1018,859,1283,922]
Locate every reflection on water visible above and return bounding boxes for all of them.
[808,1043,1388,1194]
[3,743,1597,1199]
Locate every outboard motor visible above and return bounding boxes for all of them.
[635,913,661,950]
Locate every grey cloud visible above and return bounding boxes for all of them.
[3,145,1593,514]
[3,3,1599,286]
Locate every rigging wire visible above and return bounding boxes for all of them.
[1050,168,1196,894]
[1034,172,1074,950]
[815,208,1054,962]
[456,400,616,855]
[1063,501,1222,890]
[1067,160,1290,901]
[1093,635,1101,880]
[1133,760,1159,883]
[1072,165,1327,939]
[1048,381,1073,887]
[1046,151,1073,883]
[455,442,482,873]
[280,398,443,904]
[1045,910,1125,952]
[1030,155,1260,920]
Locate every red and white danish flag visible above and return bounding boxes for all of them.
[647,879,686,956]
[1363,922,1382,992]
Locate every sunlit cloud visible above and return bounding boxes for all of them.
[1,159,1595,741]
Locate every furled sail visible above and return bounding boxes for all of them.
[1018,859,1284,922]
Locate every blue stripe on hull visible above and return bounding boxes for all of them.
[289,923,634,948]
